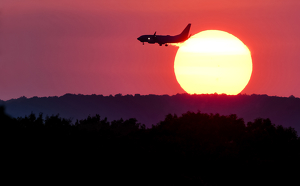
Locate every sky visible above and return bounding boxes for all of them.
[0,0,300,100]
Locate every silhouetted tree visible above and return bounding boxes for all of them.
[1,106,299,186]
[76,114,109,132]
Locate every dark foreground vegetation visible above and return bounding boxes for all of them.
[1,106,299,185]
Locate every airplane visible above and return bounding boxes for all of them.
[137,23,191,46]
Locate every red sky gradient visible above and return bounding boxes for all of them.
[0,0,300,100]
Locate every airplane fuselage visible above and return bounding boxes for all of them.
[137,24,191,46]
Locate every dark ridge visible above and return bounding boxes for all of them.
[1,93,300,133]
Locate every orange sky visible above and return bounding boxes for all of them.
[0,0,300,100]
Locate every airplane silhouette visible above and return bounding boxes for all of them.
[137,23,191,46]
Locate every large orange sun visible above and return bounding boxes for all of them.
[174,30,252,95]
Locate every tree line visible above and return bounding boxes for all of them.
[1,106,299,185]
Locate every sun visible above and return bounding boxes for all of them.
[174,30,252,95]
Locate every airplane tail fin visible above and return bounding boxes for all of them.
[179,23,191,39]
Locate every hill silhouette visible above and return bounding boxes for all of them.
[1,93,299,133]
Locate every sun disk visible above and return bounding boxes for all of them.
[174,30,252,95]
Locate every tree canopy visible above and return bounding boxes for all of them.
[1,106,299,186]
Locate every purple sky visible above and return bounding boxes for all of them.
[1,0,300,100]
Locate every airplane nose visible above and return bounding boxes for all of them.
[137,37,141,41]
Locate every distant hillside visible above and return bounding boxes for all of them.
[1,93,300,133]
